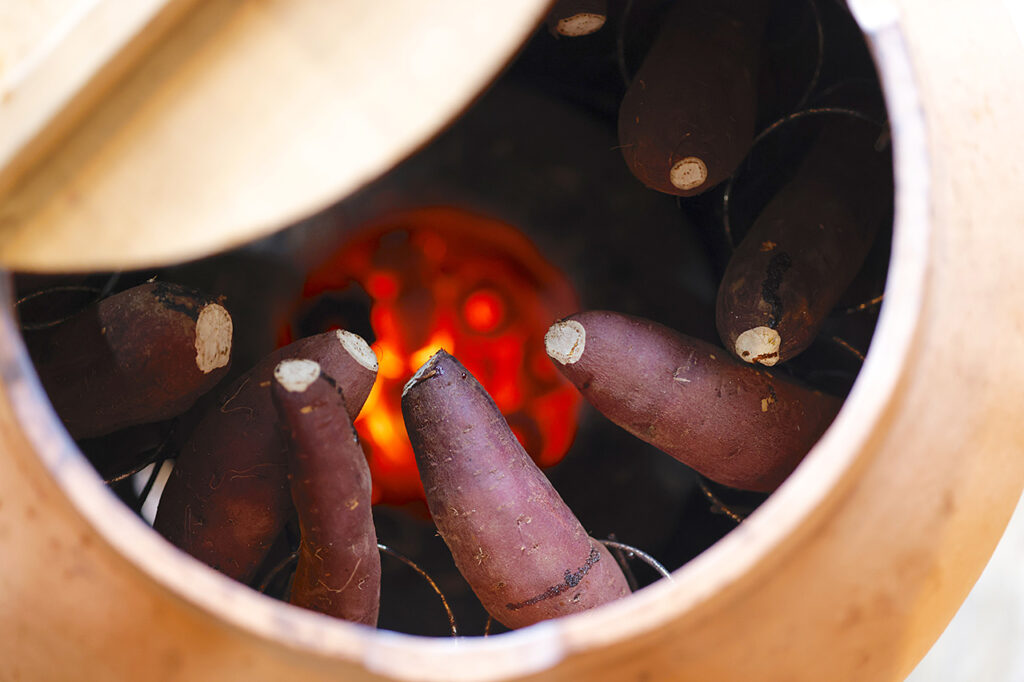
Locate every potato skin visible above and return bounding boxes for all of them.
[271,362,380,626]
[547,311,842,492]
[28,282,232,440]
[402,351,629,629]
[618,0,769,196]
[716,115,893,365]
[154,330,377,584]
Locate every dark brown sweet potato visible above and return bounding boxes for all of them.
[716,115,892,366]
[546,0,607,37]
[27,281,232,440]
[402,350,629,629]
[546,311,841,491]
[618,0,769,196]
[271,359,380,625]
[154,329,378,583]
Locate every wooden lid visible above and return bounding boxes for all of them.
[0,0,547,272]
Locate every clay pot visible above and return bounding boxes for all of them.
[0,1,1022,680]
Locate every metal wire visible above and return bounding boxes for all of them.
[791,0,825,113]
[842,294,884,315]
[377,543,459,637]
[258,551,299,594]
[15,272,125,331]
[250,541,459,636]
[615,0,636,88]
[721,105,887,248]
[829,335,866,362]
[598,539,673,581]
[605,533,640,592]
[696,477,747,525]
[16,286,102,331]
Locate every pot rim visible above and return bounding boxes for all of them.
[0,5,931,681]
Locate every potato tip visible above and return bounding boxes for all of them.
[735,326,781,366]
[335,329,378,372]
[669,157,708,191]
[194,303,232,374]
[545,319,586,365]
[402,349,450,397]
[274,359,321,392]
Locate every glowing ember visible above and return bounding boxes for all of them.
[462,290,506,333]
[288,207,581,505]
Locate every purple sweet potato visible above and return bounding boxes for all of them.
[618,0,769,196]
[716,114,892,366]
[546,0,607,37]
[154,329,378,584]
[545,311,841,491]
[402,350,629,629]
[271,359,380,625]
[27,281,232,440]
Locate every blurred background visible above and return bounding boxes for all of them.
[907,492,1024,681]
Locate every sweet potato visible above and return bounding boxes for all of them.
[271,359,380,625]
[402,350,629,629]
[27,281,232,440]
[154,329,378,583]
[716,115,892,366]
[546,311,841,491]
[618,0,769,196]
[546,0,607,37]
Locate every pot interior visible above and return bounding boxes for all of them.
[3,0,928,677]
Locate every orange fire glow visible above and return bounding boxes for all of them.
[289,207,581,506]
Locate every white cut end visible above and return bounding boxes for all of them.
[274,359,321,393]
[194,303,232,374]
[335,329,378,372]
[403,350,445,397]
[669,157,708,191]
[556,12,606,36]
[545,320,585,365]
[735,327,781,366]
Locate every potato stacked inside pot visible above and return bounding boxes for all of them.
[22,0,891,633]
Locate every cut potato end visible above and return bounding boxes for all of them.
[194,303,232,374]
[545,320,586,365]
[735,326,781,366]
[274,359,321,393]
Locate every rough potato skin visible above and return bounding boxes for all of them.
[28,282,232,440]
[402,351,630,629]
[272,364,380,626]
[618,0,769,196]
[548,311,842,492]
[716,115,893,365]
[154,330,377,584]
